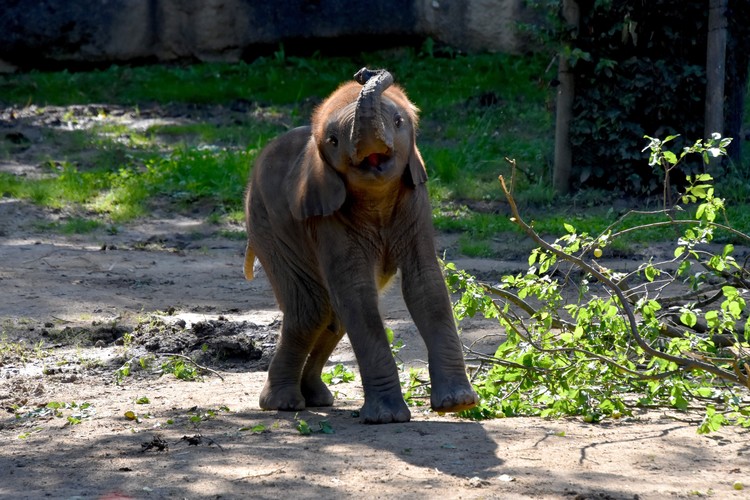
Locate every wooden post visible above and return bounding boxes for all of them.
[724,0,750,169]
[553,0,580,195]
[704,0,727,149]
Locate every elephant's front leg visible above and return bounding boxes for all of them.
[401,254,478,413]
[340,293,410,424]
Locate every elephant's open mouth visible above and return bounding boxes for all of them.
[358,153,391,172]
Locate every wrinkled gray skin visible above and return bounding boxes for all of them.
[244,68,478,424]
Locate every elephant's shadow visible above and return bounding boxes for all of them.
[233,405,504,480]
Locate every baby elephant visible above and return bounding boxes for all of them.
[244,67,478,423]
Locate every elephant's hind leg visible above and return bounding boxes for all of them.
[300,320,345,407]
[259,321,311,411]
[258,272,335,411]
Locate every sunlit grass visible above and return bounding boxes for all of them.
[0,49,554,227]
[146,121,285,148]
[34,217,106,235]
[89,147,255,221]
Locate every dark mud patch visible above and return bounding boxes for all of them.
[130,315,279,370]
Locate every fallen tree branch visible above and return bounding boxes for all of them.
[497,169,744,388]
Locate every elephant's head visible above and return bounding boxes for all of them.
[288,68,428,220]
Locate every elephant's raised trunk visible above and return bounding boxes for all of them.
[350,68,394,167]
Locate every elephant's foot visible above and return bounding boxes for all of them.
[259,380,305,411]
[301,378,334,407]
[430,379,479,413]
[360,393,411,424]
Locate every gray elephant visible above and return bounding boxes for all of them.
[244,67,478,424]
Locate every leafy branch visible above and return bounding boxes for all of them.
[498,171,744,386]
[448,135,750,430]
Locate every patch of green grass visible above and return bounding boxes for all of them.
[1,50,554,227]
[225,210,245,225]
[138,147,253,205]
[433,206,516,237]
[0,334,48,364]
[458,235,494,257]
[34,217,105,235]
[0,338,29,364]
[217,229,246,241]
[0,56,349,107]
[4,146,256,223]
[1,162,109,208]
[147,121,284,148]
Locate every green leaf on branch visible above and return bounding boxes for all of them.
[679,309,697,328]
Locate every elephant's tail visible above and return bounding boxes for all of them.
[243,244,256,280]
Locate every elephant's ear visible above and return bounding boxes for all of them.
[404,144,428,187]
[287,140,346,220]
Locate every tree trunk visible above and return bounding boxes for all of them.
[553,0,581,195]
[704,0,727,152]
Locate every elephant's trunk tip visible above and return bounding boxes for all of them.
[353,67,392,87]
[351,67,394,164]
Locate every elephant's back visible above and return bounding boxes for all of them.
[250,125,310,199]
[248,125,312,222]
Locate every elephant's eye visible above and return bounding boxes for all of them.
[394,114,404,128]
[327,135,338,147]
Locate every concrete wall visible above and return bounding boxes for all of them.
[0,0,535,71]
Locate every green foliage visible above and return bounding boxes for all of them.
[1,146,255,223]
[401,367,431,407]
[383,326,430,406]
[449,137,750,430]
[3,47,750,241]
[386,327,405,359]
[34,217,106,235]
[240,423,268,434]
[0,335,49,364]
[160,356,201,381]
[93,147,254,221]
[321,363,355,385]
[143,147,252,204]
[115,362,131,384]
[294,414,334,435]
[187,406,230,427]
[14,401,95,428]
[296,418,312,435]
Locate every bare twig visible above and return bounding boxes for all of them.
[234,467,286,480]
[610,218,750,244]
[464,346,549,373]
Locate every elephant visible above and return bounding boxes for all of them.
[243,67,478,424]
